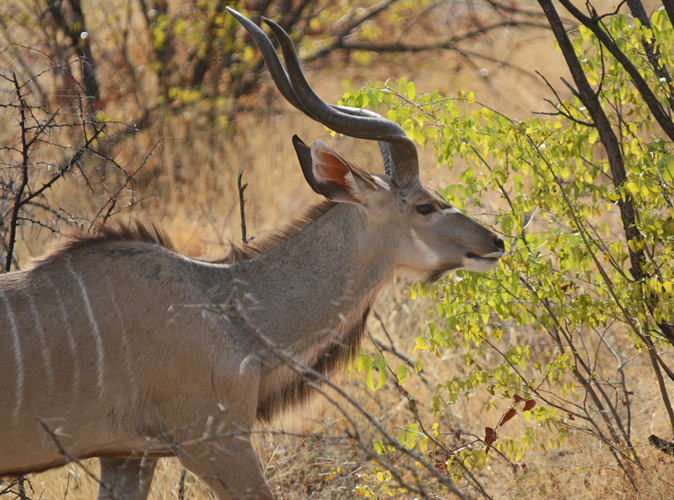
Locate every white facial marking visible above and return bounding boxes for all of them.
[24,290,54,391]
[410,229,439,266]
[45,275,80,389]
[461,256,501,273]
[0,287,23,421]
[442,207,461,215]
[482,250,505,259]
[67,258,105,391]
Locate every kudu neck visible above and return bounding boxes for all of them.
[223,203,392,346]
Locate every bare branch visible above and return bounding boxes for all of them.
[238,167,250,244]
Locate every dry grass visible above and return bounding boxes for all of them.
[3,0,674,498]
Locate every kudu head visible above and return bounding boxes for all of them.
[228,9,505,280]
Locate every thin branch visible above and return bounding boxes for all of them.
[238,167,250,244]
[323,21,551,55]
[303,0,401,63]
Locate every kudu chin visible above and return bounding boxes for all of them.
[0,9,504,500]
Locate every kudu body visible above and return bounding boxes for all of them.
[0,10,504,500]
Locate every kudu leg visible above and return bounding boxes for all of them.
[176,439,274,500]
[97,457,158,500]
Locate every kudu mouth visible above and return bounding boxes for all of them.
[464,237,506,271]
[466,237,506,260]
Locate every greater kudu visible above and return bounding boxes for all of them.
[0,9,505,500]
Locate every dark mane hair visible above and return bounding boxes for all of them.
[256,303,373,422]
[42,221,176,261]
[216,200,335,263]
[44,201,335,264]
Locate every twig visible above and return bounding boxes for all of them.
[17,477,27,500]
[178,469,187,500]
[556,0,674,141]
[369,311,429,385]
[649,434,674,456]
[366,329,492,499]
[36,419,119,500]
[238,167,250,244]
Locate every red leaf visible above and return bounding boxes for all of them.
[514,394,524,403]
[523,399,536,412]
[452,431,461,447]
[500,408,517,426]
[432,453,450,477]
[484,426,497,453]
[567,413,575,421]
[485,427,497,445]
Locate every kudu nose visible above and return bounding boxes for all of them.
[494,237,505,253]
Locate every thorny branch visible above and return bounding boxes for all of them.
[5,73,31,272]
[1,66,151,272]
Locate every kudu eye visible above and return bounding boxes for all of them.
[416,203,435,216]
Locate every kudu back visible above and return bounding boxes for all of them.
[0,10,504,500]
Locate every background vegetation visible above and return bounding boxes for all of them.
[2,0,674,498]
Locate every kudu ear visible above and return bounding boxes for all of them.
[292,135,322,195]
[292,135,378,204]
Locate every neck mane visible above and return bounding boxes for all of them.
[216,201,336,263]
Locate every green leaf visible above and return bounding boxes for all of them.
[397,364,409,385]
[407,81,416,100]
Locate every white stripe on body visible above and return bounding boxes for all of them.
[24,290,54,390]
[0,287,24,421]
[66,258,105,391]
[104,273,137,388]
[45,275,80,389]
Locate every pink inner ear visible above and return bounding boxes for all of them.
[315,149,350,190]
